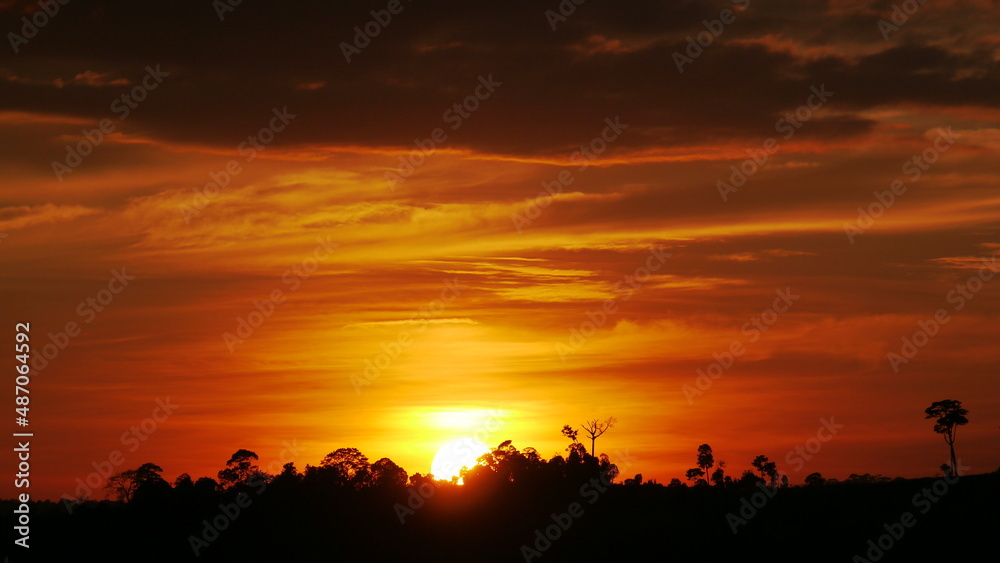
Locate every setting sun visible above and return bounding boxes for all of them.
[2,0,999,559]
[431,438,490,482]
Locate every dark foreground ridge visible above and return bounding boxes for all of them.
[4,453,997,562]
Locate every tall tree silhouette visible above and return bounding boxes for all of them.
[925,399,969,476]
[696,444,714,485]
[580,417,616,456]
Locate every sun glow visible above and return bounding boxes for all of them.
[428,408,506,429]
[430,438,490,482]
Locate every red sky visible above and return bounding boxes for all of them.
[1,0,999,501]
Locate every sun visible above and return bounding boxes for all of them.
[431,438,490,483]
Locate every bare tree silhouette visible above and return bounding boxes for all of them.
[580,417,616,456]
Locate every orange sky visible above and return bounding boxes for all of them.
[1,0,999,501]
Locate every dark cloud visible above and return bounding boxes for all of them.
[0,0,994,155]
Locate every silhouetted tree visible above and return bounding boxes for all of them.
[131,462,171,503]
[804,472,825,486]
[518,447,548,484]
[135,463,166,486]
[279,462,298,478]
[580,417,616,456]
[693,444,714,485]
[540,454,567,484]
[566,442,588,465]
[925,399,968,477]
[218,449,260,489]
[268,462,301,491]
[599,453,619,483]
[667,478,686,488]
[624,473,643,486]
[105,469,139,502]
[845,473,891,484]
[371,457,408,488]
[751,455,779,486]
[104,463,167,502]
[477,440,549,485]
[320,447,371,489]
[194,476,219,492]
[190,476,220,505]
[173,473,194,489]
[408,472,438,493]
[738,469,764,487]
[711,460,727,487]
[561,424,579,444]
[685,467,705,483]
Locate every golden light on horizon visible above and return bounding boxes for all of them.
[427,408,508,430]
[430,438,490,483]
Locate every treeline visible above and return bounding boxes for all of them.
[80,439,910,515]
[9,438,998,562]
[7,401,986,560]
[79,439,626,512]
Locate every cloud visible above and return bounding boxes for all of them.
[345,318,479,329]
[0,0,994,156]
[2,0,999,499]
[0,203,100,231]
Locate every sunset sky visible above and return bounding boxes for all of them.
[2,0,999,501]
